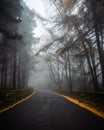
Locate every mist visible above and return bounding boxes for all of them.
[28,57,57,90]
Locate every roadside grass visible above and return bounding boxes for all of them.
[0,87,34,111]
[53,90,104,118]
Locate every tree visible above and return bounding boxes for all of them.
[42,0,104,91]
[0,0,38,89]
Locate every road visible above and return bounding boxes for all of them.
[0,89,104,130]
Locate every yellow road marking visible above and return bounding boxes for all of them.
[52,92,104,119]
[0,92,35,113]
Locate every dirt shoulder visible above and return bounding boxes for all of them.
[0,87,34,113]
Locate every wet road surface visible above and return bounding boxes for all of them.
[0,89,104,130]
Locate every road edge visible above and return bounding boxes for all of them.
[52,91,104,119]
[0,92,35,113]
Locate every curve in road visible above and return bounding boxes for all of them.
[0,89,104,130]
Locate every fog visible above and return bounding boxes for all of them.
[28,57,57,90]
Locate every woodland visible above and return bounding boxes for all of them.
[0,0,104,92]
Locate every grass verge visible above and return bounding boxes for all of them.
[53,90,104,119]
[0,87,34,112]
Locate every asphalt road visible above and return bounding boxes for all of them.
[0,89,104,130]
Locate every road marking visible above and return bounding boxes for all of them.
[0,92,35,113]
[52,91,104,119]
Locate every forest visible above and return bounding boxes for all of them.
[0,0,104,92]
[0,0,38,89]
[37,0,104,92]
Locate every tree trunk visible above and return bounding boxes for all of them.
[90,0,104,90]
[75,24,100,91]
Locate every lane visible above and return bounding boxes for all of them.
[0,89,104,130]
